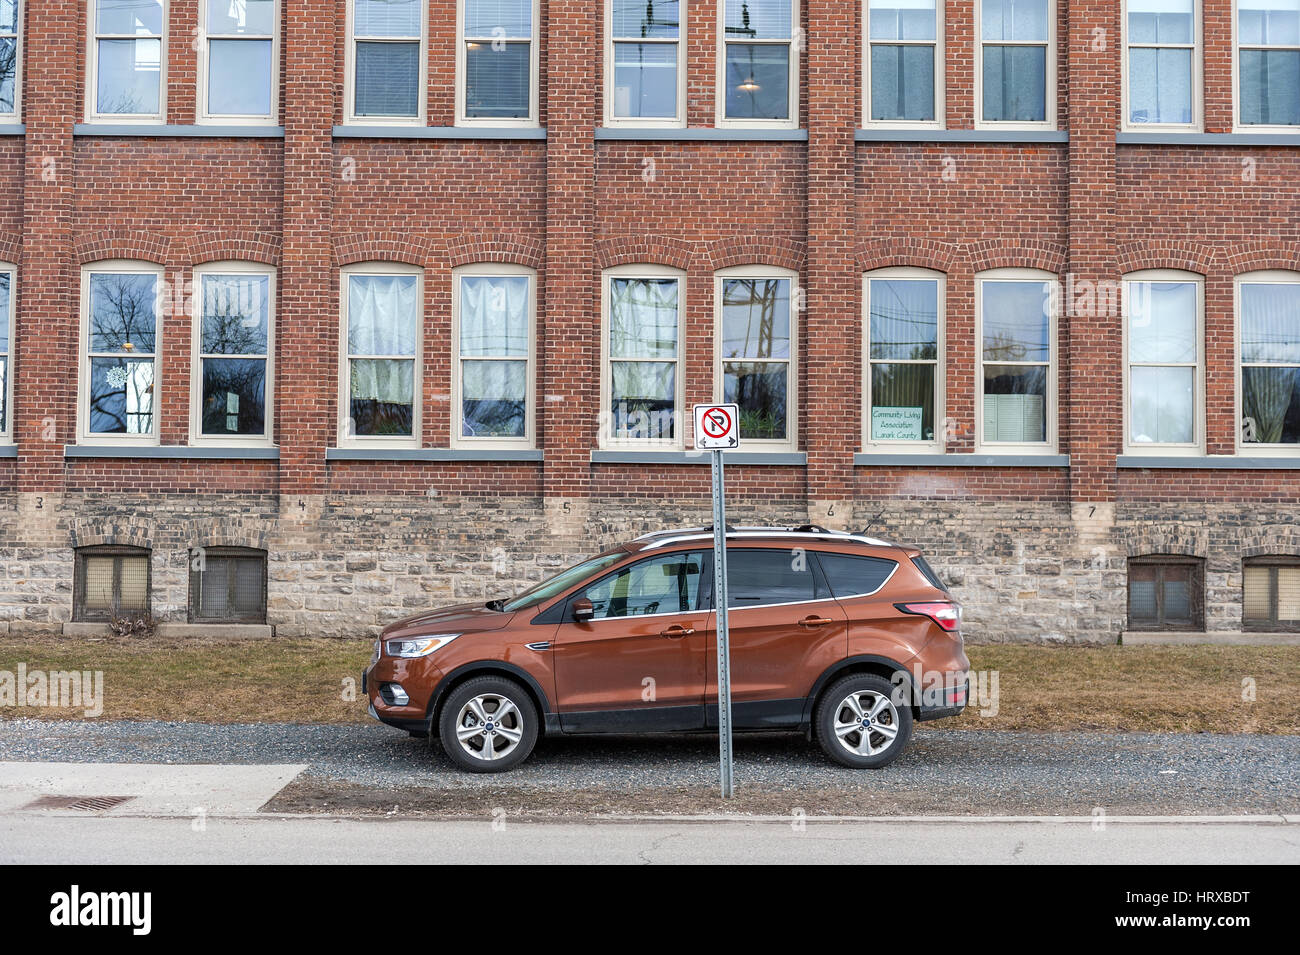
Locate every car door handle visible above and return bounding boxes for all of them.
[660,625,695,639]
[799,616,837,628]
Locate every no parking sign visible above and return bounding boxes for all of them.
[693,403,740,450]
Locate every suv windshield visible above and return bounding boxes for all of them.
[499,551,628,612]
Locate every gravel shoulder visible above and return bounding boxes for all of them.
[3,718,1297,817]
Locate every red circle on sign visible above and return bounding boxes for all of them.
[701,407,732,438]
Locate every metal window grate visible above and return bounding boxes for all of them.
[74,546,151,622]
[191,549,268,623]
[1128,556,1205,631]
[1243,557,1300,632]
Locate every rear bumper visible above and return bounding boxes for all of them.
[916,677,969,722]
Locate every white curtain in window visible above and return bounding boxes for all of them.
[460,275,528,357]
[349,274,417,356]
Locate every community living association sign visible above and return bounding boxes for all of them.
[871,406,925,441]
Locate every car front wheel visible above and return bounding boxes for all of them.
[438,676,539,773]
[815,673,913,769]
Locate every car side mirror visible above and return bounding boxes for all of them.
[572,598,594,622]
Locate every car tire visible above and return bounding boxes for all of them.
[438,676,540,773]
[814,673,913,769]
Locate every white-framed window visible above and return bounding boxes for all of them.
[975,268,1057,452]
[79,261,163,444]
[457,0,539,126]
[198,0,277,123]
[714,266,798,451]
[864,268,945,450]
[606,0,686,127]
[339,263,422,446]
[0,263,12,443]
[191,262,275,446]
[976,0,1055,128]
[88,0,167,122]
[1124,0,1199,128]
[0,1,22,120]
[717,0,799,127]
[601,264,684,448]
[345,0,426,124]
[1235,0,1300,128]
[864,0,943,128]
[1236,270,1300,452]
[451,264,535,449]
[1123,271,1203,454]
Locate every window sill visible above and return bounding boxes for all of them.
[1122,630,1300,647]
[333,125,547,140]
[595,127,808,142]
[856,129,1068,144]
[1117,454,1300,469]
[326,447,543,462]
[64,621,273,639]
[855,452,1069,467]
[64,445,280,460]
[0,444,14,458]
[0,124,24,136]
[73,124,285,138]
[591,450,806,465]
[1117,131,1300,146]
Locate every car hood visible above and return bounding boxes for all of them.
[381,602,516,639]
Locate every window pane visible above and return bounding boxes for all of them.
[1242,366,1300,443]
[722,278,790,359]
[1130,365,1194,444]
[1128,47,1193,125]
[870,279,939,360]
[725,44,790,119]
[610,361,676,440]
[726,549,816,607]
[610,278,678,358]
[871,45,935,122]
[982,0,1049,41]
[348,274,417,356]
[97,38,162,114]
[870,0,938,42]
[466,42,531,118]
[584,552,704,618]
[1244,565,1272,619]
[354,0,421,36]
[818,553,898,597]
[207,0,275,34]
[118,556,149,611]
[200,559,230,616]
[84,556,116,611]
[350,358,414,436]
[233,558,265,614]
[0,356,7,433]
[89,357,155,434]
[871,363,936,440]
[202,274,269,355]
[0,37,15,114]
[1128,281,1197,363]
[1241,283,1300,363]
[612,0,679,38]
[466,0,533,36]
[1128,0,1194,44]
[459,275,529,357]
[1240,49,1300,126]
[90,273,158,353]
[983,365,1047,442]
[1239,0,1300,46]
[724,362,787,440]
[983,281,1050,361]
[1278,566,1300,620]
[97,0,164,35]
[461,359,527,438]
[0,271,9,352]
[202,358,267,436]
[1163,576,1191,621]
[613,43,678,118]
[208,39,273,116]
[723,0,793,40]
[0,0,16,33]
[355,42,420,117]
[983,45,1047,122]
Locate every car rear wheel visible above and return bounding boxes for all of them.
[438,676,539,773]
[815,673,913,769]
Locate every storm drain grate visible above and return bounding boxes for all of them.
[24,794,136,812]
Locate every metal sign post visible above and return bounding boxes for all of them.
[695,404,739,799]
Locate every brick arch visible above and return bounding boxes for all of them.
[186,231,282,267]
[75,230,171,265]
[1223,242,1300,276]
[1117,526,1208,559]
[0,230,21,264]
[332,232,432,267]
[447,232,544,269]
[69,520,154,551]
[595,234,694,271]
[705,235,806,272]
[1117,240,1219,275]
[1241,525,1300,559]
[966,239,1066,275]
[182,517,271,552]
[856,237,963,273]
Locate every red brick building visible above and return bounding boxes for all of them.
[1,0,1298,642]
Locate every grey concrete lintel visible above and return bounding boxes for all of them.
[591,450,807,465]
[595,127,809,141]
[326,447,543,462]
[1117,131,1300,147]
[333,125,547,140]
[74,124,285,137]
[856,129,1068,144]
[65,445,280,460]
[1117,454,1300,469]
[855,452,1070,467]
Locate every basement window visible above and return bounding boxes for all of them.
[74,545,151,622]
[190,548,268,624]
[1128,555,1204,631]
[1243,556,1300,631]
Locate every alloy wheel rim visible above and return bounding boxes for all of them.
[833,690,900,757]
[455,693,524,762]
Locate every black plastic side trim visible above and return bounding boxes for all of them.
[801,654,917,725]
[559,704,705,734]
[427,661,554,719]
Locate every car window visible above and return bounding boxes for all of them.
[817,552,898,598]
[725,549,820,607]
[582,551,705,619]
[501,551,627,612]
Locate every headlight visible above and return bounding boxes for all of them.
[385,634,461,658]
[370,640,381,666]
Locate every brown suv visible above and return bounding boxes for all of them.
[363,526,970,772]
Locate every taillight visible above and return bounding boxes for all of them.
[896,601,961,631]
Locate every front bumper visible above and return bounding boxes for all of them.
[364,658,440,736]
